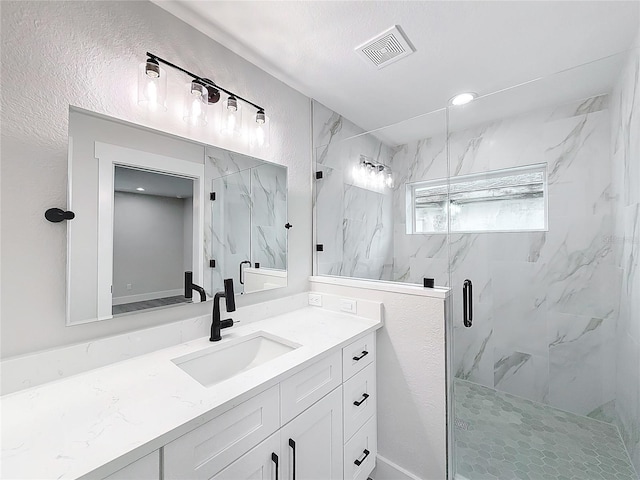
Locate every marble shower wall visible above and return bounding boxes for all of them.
[251,163,287,271]
[390,95,621,419]
[205,147,287,296]
[611,43,640,473]
[313,101,395,280]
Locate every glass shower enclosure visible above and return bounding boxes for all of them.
[313,47,639,480]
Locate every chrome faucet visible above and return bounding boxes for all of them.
[184,271,206,302]
[211,278,236,342]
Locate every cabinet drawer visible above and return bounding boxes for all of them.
[342,332,375,380]
[280,350,342,424]
[344,416,377,480]
[211,431,280,480]
[343,362,376,442]
[164,385,279,480]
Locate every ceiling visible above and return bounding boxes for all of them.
[115,166,194,198]
[153,1,639,136]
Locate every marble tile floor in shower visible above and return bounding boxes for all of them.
[455,379,638,480]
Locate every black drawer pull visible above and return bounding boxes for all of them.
[289,438,296,480]
[354,449,370,466]
[353,393,370,406]
[271,452,279,480]
[352,350,369,361]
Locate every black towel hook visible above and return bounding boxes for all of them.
[45,208,75,223]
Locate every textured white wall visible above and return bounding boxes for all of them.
[0,1,311,358]
[310,279,449,480]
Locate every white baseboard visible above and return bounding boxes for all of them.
[112,289,183,305]
[371,454,423,480]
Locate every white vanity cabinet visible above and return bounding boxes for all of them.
[342,332,377,480]
[163,385,280,479]
[105,332,377,480]
[280,386,344,480]
[211,432,281,480]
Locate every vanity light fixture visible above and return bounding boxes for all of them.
[138,52,269,146]
[352,155,393,191]
[138,57,167,111]
[450,92,478,106]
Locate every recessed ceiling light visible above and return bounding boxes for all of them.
[136,187,145,191]
[450,92,477,106]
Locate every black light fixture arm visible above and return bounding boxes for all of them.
[146,52,265,112]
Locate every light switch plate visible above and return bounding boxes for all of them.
[308,293,322,307]
[340,299,357,314]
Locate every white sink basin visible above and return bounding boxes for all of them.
[172,332,299,387]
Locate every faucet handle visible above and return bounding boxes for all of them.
[224,278,236,312]
[220,319,234,329]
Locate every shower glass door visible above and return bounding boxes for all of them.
[447,51,638,480]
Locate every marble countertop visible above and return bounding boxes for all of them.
[1,306,381,479]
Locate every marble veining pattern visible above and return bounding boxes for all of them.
[206,150,287,295]
[610,42,640,475]
[313,101,395,280]
[313,75,638,468]
[387,94,622,420]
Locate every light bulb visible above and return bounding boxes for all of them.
[255,124,265,146]
[145,81,157,105]
[183,81,208,126]
[138,62,166,111]
[191,97,202,117]
[221,97,243,137]
[250,112,270,148]
[385,171,394,189]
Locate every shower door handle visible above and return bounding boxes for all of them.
[239,260,251,285]
[463,279,473,327]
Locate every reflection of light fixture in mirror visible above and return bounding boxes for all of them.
[138,58,167,111]
[450,92,477,106]
[184,81,208,126]
[250,109,270,148]
[385,167,394,188]
[221,95,242,136]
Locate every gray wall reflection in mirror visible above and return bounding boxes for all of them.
[112,167,194,314]
[205,146,288,296]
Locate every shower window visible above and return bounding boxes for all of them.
[407,163,548,233]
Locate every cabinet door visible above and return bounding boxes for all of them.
[280,386,343,480]
[212,432,281,480]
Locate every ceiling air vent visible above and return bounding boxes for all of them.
[355,25,415,69]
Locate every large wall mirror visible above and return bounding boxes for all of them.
[67,108,288,325]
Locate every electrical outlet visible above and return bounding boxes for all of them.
[308,293,322,307]
[340,299,357,314]
[126,283,132,291]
